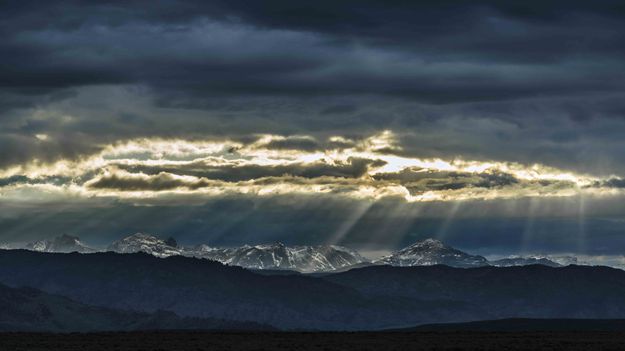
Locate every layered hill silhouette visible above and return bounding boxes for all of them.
[0,282,269,332]
[1,249,625,330]
[0,250,478,330]
[324,264,625,320]
[405,318,625,332]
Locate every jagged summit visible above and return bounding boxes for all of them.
[13,233,587,271]
[164,237,178,248]
[191,242,366,273]
[407,238,445,249]
[25,234,96,254]
[107,233,182,258]
[106,233,365,272]
[376,238,489,268]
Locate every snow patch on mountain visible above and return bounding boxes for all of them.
[376,238,490,268]
[9,232,598,271]
[25,234,96,253]
[191,242,366,273]
[107,233,182,258]
[107,234,365,272]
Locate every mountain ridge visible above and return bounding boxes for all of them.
[25,234,96,254]
[0,249,481,330]
[0,281,271,332]
[375,238,490,268]
[9,233,583,271]
[2,249,625,330]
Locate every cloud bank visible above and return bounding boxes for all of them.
[3,1,625,255]
[1,131,623,204]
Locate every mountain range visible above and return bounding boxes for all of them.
[105,233,367,272]
[5,233,566,272]
[24,234,96,254]
[1,249,625,331]
[191,242,366,273]
[489,257,563,268]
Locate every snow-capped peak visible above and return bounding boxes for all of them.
[107,233,182,258]
[107,235,365,272]
[189,242,366,273]
[376,238,489,268]
[25,234,96,253]
[405,238,445,250]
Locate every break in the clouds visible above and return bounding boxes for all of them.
[3,1,625,255]
[0,131,623,204]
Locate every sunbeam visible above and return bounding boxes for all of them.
[435,201,463,242]
[577,193,587,255]
[327,200,375,246]
[521,197,540,255]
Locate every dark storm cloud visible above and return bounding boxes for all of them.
[84,157,391,193]
[5,0,625,262]
[261,136,322,152]
[3,0,625,106]
[591,178,625,189]
[114,157,386,182]
[85,172,373,193]
[3,1,625,177]
[0,131,101,168]
[372,168,522,194]
[87,172,217,191]
[0,175,29,187]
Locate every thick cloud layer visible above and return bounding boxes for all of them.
[2,1,625,174]
[3,1,625,255]
[0,131,621,204]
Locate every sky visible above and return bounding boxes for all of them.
[2,1,625,262]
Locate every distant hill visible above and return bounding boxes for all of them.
[490,257,561,267]
[2,250,625,330]
[0,250,477,330]
[405,318,625,332]
[0,282,270,332]
[323,264,625,320]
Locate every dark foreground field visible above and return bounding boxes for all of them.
[3,331,625,351]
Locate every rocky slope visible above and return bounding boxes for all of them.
[376,238,489,268]
[25,234,96,253]
[107,233,182,258]
[192,242,365,273]
[108,233,365,272]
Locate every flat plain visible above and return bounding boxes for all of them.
[3,331,625,351]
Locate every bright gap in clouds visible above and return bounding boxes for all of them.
[0,131,624,204]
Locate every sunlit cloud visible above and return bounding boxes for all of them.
[1,131,624,204]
